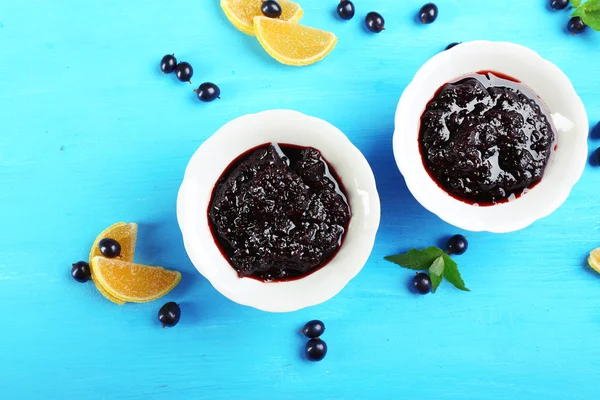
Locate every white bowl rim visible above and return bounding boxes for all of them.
[177,109,381,312]
[393,40,588,233]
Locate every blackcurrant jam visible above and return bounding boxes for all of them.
[208,143,351,282]
[419,71,556,205]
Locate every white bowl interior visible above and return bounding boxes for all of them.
[394,41,588,233]
[177,110,380,312]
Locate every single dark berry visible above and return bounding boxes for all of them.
[592,122,600,140]
[567,17,587,34]
[448,234,468,255]
[413,272,432,295]
[158,302,181,328]
[365,12,385,33]
[160,54,177,74]
[261,0,282,18]
[592,147,600,166]
[550,0,569,10]
[194,82,221,102]
[419,3,438,24]
[98,238,121,258]
[71,261,91,283]
[337,0,355,20]
[301,320,325,338]
[305,338,327,361]
[445,42,460,50]
[175,62,193,83]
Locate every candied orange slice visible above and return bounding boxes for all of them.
[221,0,303,36]
[91,271,126,305]
[253,16,337,66]
[588,248,600,273]
[89,222,137,262]
[91,257,181,303]
[88,222,138,304]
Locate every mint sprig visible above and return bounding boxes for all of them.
[385,247,470,293]
[571,0,600,31]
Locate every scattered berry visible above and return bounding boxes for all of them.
[99,238,121,258]
[568,17,587,34]
[592,122,600,139]
[592,147,600,165]
[337,0,355,20]
[160,54,177,74]
[419,3,438,24]
[194,82,221,102]
[305,338,327,361]
[365,12,385,33]
[175,62,194,83]
[413,272,432,294]
[448,234,468,255]
[158,302,181,328]
[301,320,325,338]
[445,42,460,50]
[550,0,569,10]
[261,0,282,18]
[71,261,91,283]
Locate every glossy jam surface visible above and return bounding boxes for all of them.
[419,72,556,205]
[209,143,351,282]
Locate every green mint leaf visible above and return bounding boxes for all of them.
[430,271,443,293]
[429,256,445,276]
[442,254,470,291]
[384,247,444,271]
[582,10,600,30]
[584,0,600,12]
[572,0,582,8]
[582,8,600,30]
[428,256,445,293]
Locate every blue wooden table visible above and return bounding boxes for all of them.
[2,0,600,398]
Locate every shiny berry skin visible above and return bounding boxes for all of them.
[175,62,193,83]
[194,82,221,102]
[448,234,468,255]
[337,0,355,20]
[568,17,587,34]
[445,42,460,50]
[98,238,121,258]
[413,272,432,294]
[301,320,325,338]
[365,12,385,33]
[419,3,438,24]
[305,338,327,361]
[550,0,569,10]
[160,54,177,74]
[71,261,91,283]
[261,0,282,18]
[158,302,181,328]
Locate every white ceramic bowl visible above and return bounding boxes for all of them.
[393,41,588,233]
[177,110,380,312]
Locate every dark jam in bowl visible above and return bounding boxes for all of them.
[208,143,351,282]
[419,71,556,205]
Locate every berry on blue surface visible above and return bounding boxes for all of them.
[305,338,327,361]
[365,12,385,33]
